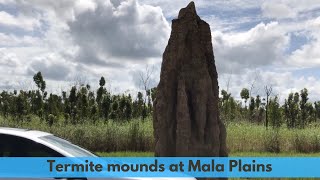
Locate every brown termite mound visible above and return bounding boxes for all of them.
[153,1,228,158]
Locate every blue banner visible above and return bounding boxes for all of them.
[0,157,319,178]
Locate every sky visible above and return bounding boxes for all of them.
[0,0,319,102]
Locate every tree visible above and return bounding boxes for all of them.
[299,88,308,128]
[78,86,89,122]
[0,91,10,117]
[255,95,261,109]
[221,90,231,102]
[46,93,60,118]
[306,102,315,123]
[99,76,106,87]
[249,70,261,97]
[315,101,320,121]
[97,77,107,118]
[240,88,249,108]
[249,97,255,121]
[138,65,154,120]
[101,94,111,121]
[268,96,282,128]
[284,92,299,128]
[15,92,27,121]
[133,92,145,119]
[90,104,98,124]
[221,89,231,119]
[69,86,78,124]
[109,100,119,120]
[124,95,133,120]
[33,72,46,93]
[31,90,43,118]
[264,85,272,129]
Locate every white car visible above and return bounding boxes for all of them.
[0,127,195,180]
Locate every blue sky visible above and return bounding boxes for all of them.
[0,0,319,102]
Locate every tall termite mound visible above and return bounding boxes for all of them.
[153,1,227,158]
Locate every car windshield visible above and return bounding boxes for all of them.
[40,135,97,157]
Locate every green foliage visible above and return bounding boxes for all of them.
[299,88,309,128]
[47,114,57,127]
[249,97,255,121]
[226,121,320,153]
[240,88,249,107]
[33,72,46,93]
[0,72,154,127]
[220,90,242,122]
[0,78,318,130]
[255,95,261,109]
[263,130,281,153]
[268,96,282,128]
[284,93,301,128]
[2,117,320,154]
[99,76,106,87]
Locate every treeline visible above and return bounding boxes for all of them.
[1,71,320,129]
[220,87,320,129]
[0,72,156,126]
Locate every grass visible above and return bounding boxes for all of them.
[2,116,320,154]
[0,116,154,152]
[1,116,319,180]
[226,122,320,153]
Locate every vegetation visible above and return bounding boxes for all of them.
[2,116,320,154]
[0,72,156,126]
[1,71,320,129]
[220,87,320,129]
[1,71,320,154]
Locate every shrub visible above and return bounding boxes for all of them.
[263,131,280,153]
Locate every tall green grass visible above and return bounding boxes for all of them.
[0,116,153,152]
[1,116,320,154]
[226,122,320,153]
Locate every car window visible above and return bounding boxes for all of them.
[0,134,63,157]
[40,135,97,157]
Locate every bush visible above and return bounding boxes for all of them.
[263,131,280,153]
[293,133,320,153]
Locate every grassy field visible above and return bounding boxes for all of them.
[1,116,320,154]
[1,116,319,180]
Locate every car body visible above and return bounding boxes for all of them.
[0,127,195,180]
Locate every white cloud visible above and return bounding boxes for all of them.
[67,0,170,66]
[15,0,170,66]
[140,0,263,18]
[0,0,14,4]
[213,22,289,74]
[16,0,94,22]
[0,0,170,93]
[289,40,320,68]
[0,11,40,31]
[0,0,319,103]
[261,3,296,19]
[285,17,320,68]
[261,0,320,20]
[0,49,19,67]
[0,33,40,47]
[26,53,76,81]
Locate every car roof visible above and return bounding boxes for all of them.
[0,127,52,138]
